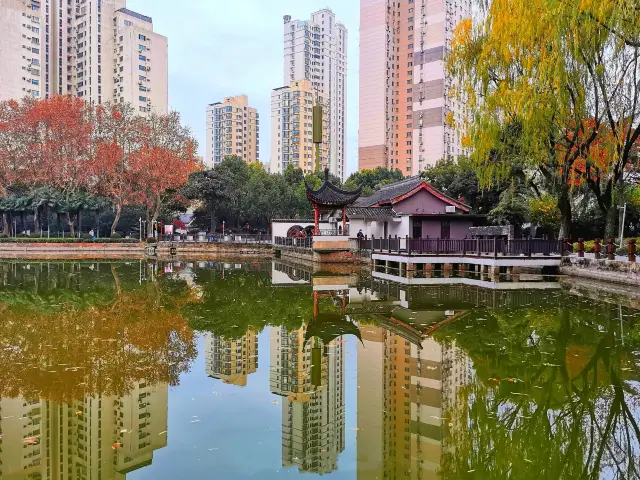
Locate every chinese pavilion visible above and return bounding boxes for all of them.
[305,169,362,235]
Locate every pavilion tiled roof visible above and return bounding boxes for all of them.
[305,169,362,207]
[346,206,397,220]
[353,176,470,212]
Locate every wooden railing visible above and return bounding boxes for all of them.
[357,236,568,257]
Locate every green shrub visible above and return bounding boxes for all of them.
[29,232,41,238]
[0,233,7,239]
[80,232,92,239]
[110,232,122,239]
[146,237,158,244]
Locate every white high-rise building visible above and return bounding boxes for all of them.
[0,0,168,115]
[283,9,347,180]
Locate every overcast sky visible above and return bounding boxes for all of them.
[126,0,360,175]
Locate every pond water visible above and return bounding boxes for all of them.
[0,260,639,479]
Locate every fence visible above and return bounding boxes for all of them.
[163,233,270,244]
[274,236,313,249]
[357,236,567,257]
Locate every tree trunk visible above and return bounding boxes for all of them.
[21,212,26,234]
[557,189,572,239]
[151,194,161,224]
[1,212,9,236]
[33,207,40,234]
[604,205,617,241]
[111,203,122,236]
[210,205,215,233]
[66,213,76,237]
[77,210,82,238]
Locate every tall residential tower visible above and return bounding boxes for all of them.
[0,0,168,114]
[283,9,347,180]
[205,94,260,168]
[359,0,470,175]
[270,80,329,175]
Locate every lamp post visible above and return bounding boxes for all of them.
[139,217,142,242]
[618,203,627,248]
[222,221,225,238]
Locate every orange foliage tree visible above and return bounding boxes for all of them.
[130,111,200,224]
[0,95,199,236]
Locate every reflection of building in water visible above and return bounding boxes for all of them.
[0,382,168,479]
[205,331,258,387]
[357,325,471,479]
[270,326,345,474]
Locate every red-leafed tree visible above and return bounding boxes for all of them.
[130,111,200,224]
[89,103,145,235]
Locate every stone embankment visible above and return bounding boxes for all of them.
[561,256,640,287]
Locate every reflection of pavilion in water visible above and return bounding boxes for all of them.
[0,382,168,480]
[204,331,258,387]
[351,278,563,479]
[269,279,349,474]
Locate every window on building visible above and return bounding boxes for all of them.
[139,55,146,61]
[139,96,147,102]
[124,20,132,26]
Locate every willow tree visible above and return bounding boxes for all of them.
[448,0,640,238]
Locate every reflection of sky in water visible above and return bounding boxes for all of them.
[0,260,639,479]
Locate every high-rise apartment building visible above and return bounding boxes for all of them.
[270,326,345,474]
[0,382,168,479]
[205,94,259,168]
[270,80,329,175]
[283,9,347,180]
[0,0,168,115]
[0,0,44,102]
[359,0,470,175]
[204,330,258,387]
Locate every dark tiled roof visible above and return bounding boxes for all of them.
[353,177,424,207]
[306,170,362,207]
[346,206,397,220]
[354,176,470,212]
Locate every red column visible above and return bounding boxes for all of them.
[314,204,319,235]
[313,291,319,319]
[342,206,347,236]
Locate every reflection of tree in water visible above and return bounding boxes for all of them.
[432,299,640,479]
[0,262,197,402]
[182,268,314,339]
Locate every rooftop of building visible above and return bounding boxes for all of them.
[116,8,152,24]
[354,176,470,211]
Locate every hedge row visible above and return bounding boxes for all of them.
[0,237,141,244]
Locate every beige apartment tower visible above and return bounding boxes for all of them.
[0,382,168,479]
[0,0,45,102]
[0,0,168,114]
[359,0,470,175]
[205,95,259,168]
[270,80,329,175]
[204,330,259,387]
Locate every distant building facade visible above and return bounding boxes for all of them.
[206,94,259,168]
[283,9,347,180]
[0,382,168,478]
[205,330,258,387]
[359,0,470,175]
[270,80,329,175]
[0,0,168,115]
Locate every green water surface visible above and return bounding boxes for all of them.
[0,260,638,479]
